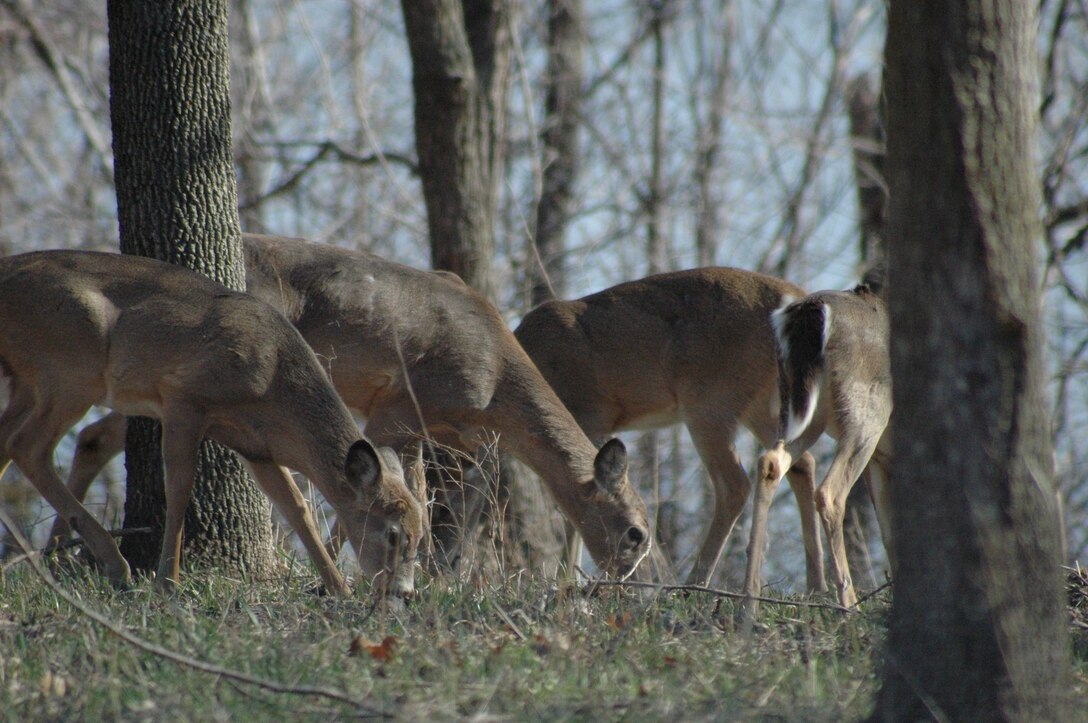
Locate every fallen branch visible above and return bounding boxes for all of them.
[584,576,862,614]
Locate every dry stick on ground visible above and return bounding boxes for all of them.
[0,505,391,719]
[585,576,860,614]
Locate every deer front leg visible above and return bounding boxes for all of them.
[247,461,351,597]
[157,413,202,592]
[865,455,896,576]
[784,451,826,593]
[742,441,791,616]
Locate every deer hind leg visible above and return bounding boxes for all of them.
[3,390,130,584]
[48,412,127,545]
[0,381,34,479]
[815,437,880,608]
[247,461,350,597]
[685,419,750,586]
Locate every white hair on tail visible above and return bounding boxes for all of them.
[771,299,832,443]
[769,295,794,356]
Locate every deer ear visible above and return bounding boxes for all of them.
[345,439,382,491]
[593,438,629,495]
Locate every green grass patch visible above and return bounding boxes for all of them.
[0,560,894,722]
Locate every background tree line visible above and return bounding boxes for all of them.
[1,0,1086,592]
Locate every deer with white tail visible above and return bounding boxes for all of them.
[754,278,892,610]
[514,268,828,591]
[0,250,424,597]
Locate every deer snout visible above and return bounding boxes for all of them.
[613,525,651,580]
[623,525,647,551]
[383,522,419,598]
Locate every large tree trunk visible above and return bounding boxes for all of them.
[873,2,1070,719]
[108,0,276,577]
[400,0,510,302]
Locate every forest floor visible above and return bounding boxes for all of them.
[0,552,1085,721]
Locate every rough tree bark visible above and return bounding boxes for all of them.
[873,1,1070,719]
[108,0,276,576]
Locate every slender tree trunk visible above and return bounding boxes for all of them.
[400,0,516,566]
[844,71,886,588]
[693,0,734,268]
[231,0,272,232]
[846,73,886,268]
[531,0,584,307]
[400,0,510,302]
[873,2,1070,719]
[108,0,276,577]
[645,1,668,275]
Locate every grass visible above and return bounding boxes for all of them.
[0,555,889,722]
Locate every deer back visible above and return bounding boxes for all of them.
[515,267,807,436]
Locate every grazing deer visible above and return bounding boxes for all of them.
[48,235,652,580]
[514,268,827,590]
[0,250,423,596]
[754,282,892,608]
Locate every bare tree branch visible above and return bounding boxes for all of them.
[2,0,113,183]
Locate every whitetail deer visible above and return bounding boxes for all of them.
[0,250,424,596]
[514,268,827,590]
[48,235,652,580]
[754,282,892,608]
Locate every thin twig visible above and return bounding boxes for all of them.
[587,578,861,614]
[0,505,390,718]
[492,601,527,642]
[854,579,893,606]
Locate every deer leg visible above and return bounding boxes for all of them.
[743,442,789,613]
[48,412,127,545]
[0,384,33,478]
[156,412,203,592]
[5,396,130,584]
[785,451,826,593]
[865,452,896,575]
[814,438,879,609]
[685,423,750,586]
[247,461,351,597]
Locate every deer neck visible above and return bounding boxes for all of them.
[490,352,599,507]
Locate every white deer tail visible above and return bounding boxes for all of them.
[771,296,832,443]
